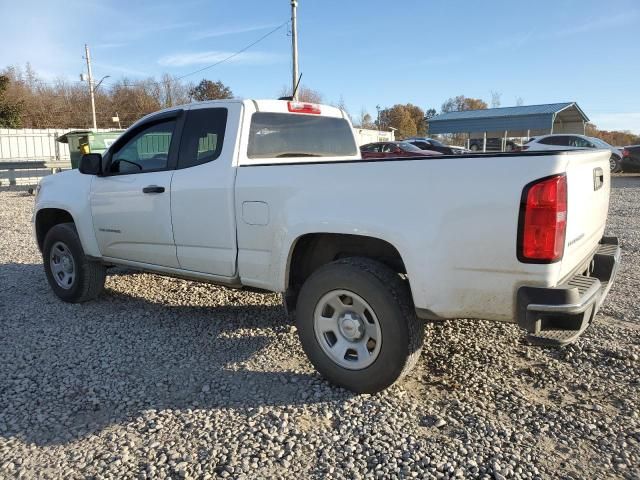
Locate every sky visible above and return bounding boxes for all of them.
[1,0,639,133]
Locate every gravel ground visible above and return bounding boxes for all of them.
[0,177,639,480]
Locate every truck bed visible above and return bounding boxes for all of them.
[235,149,612,323]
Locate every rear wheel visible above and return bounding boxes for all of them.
[43,223,106,303]
[295,257,423,393]
[609,155,622,173]
[470,144,480,152]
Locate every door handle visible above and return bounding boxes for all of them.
[142,185,165,194]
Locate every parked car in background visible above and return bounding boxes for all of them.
[448,145,470,154]
[523,134,623,173]
[406,137,455,155]
[469,137,520,152]
[360,141,442,159]
[621,145,640,172]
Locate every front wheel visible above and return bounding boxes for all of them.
[43,223,106,303]
[610,155,622,173]
[295,257,423,393]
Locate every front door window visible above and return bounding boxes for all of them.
[109,120,176,174]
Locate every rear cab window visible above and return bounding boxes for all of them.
[247,112,358,159]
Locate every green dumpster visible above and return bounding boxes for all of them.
[57,130,124,169]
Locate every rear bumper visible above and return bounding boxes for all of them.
[516,236,621,345]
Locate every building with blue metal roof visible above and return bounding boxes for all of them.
[427,102,589,150]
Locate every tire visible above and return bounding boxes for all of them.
[43,222,106,303]
[295,257,423,393]
[470,144,479,152]
[609,155,622,173]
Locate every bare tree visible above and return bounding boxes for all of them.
[587,123,640,147]
[515,96,524,106]
[157,73,192,108]
[441,95,487,113]
[279,85,323,103]
[0,64,236,128]
[490,90,502,108]
[356,108,375,129]
[334,94,352,122]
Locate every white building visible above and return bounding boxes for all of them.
[353,128,395,146]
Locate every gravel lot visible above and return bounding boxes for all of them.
[0,177,639,480]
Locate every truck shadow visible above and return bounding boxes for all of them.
[0,262,352,447]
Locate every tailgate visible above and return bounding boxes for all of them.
[559,149,611,280]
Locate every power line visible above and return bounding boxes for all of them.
[104,20,290,88]
[175,20,289,81]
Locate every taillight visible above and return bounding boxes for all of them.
[521,145,530,151]
[287,101,321,114]
[518,174,567,263]
[622,148,630,158]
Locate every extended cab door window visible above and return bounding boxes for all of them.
[177,108,228,169]
[108,120,177,174]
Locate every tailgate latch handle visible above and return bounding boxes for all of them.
[593,167,604,191]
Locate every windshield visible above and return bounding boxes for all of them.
[591,138,611,148]
[399,142,424,152]
[428,138,445,147]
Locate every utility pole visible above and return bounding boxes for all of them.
[290,0,299,100]
[84,44,97,130]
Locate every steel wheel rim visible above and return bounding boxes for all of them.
[313,289,382,370]
[49,241,76,289]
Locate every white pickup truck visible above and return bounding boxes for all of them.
[33,99,620,393]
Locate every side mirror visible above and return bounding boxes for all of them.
[79,153,102,175]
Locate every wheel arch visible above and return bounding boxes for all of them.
[283,232,409,314]
[35,208,75,252]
